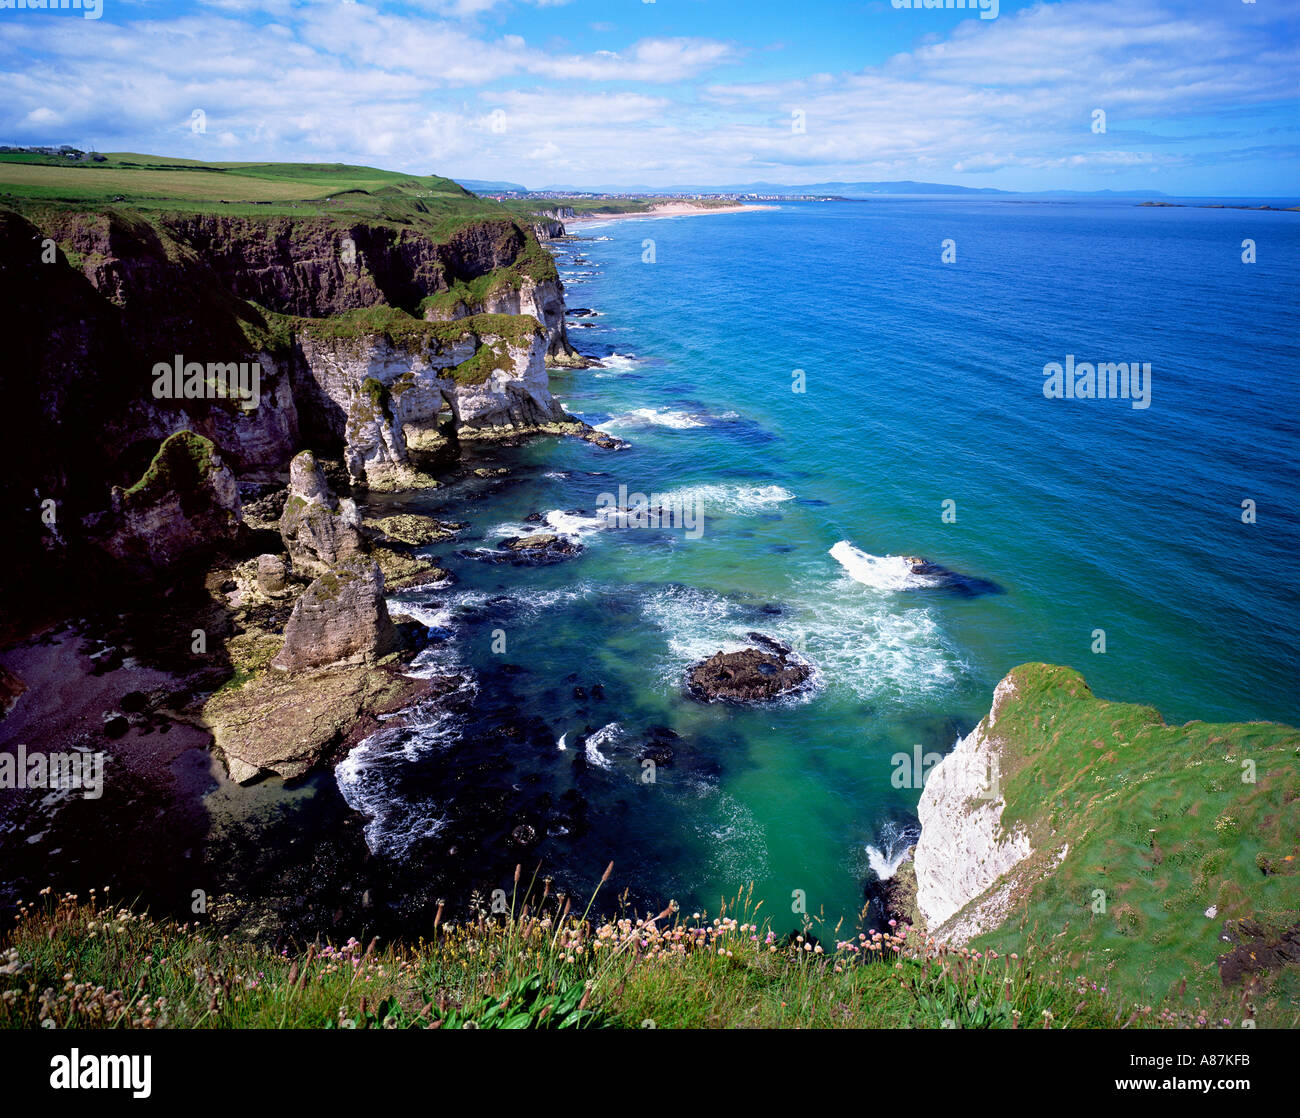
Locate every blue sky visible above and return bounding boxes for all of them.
[1,0,1298,193]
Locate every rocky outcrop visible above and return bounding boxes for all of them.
[278,451,366,578]
[292,315,574,487]
[97,431,243,571]
[532,220,566,241]
[206,663,429,782]
[453,330,572,434]
[494,533,583,563]
[271,556,398,672]
[686,633,812,703]
[363,513,463,547]
[480,275,582,367]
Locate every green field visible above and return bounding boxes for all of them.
[0,152,512,231]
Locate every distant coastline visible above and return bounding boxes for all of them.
[565,202,778,225]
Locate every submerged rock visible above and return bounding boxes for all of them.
[686,634,811,704]
[272,557,398,672]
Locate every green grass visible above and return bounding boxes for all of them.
[120,431,218,507]
[0,153,517,238]
[959,664,1300,1021]
[1,873,1269,1030]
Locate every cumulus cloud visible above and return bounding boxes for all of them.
[0,0,1293,189]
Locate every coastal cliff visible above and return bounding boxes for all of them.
[0,198,595,612]
[911,663,1299,1002]
[0,167,607,781]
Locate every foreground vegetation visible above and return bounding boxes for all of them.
[1,870,1278,1029]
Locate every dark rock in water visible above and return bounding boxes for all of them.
[640,742,675,766]
[863,848,919,931]
[524,512,544,523]
[573,686,587,700]
[102,713,129,739]
[577,429,629,452]
[566,307,596,317]
[759,603,783,615]
[646,725,681,741]
[687,634,811,703]
[900,555,1003,598]
[510,823,538,848]
[495,534,583,563]
[590,683,605,700]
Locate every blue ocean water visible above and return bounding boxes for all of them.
[337,198,1300,933]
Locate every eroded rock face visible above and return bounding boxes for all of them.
[481,276,581,367]
[100,430,242,571]
[451,331,571,434]
[272,557,397,672]
[686,634,811,703]
[278,451,366,579]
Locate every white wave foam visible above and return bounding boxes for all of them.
[662,483,795,516]
[594,406,739,430]
[866,821,920,881]
[584,722,622,769]
[639,580,962,704]
[595,353,637,373]
[597,407,710,431]
[335,673,476,856]
[830,541,943,591]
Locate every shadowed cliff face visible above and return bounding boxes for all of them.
[0,204,580,626]
[159,214,531,318]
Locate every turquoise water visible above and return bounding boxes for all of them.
[338,199,1300,934]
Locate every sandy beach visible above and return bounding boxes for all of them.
[564,202,778,225]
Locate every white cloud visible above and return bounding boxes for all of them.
[0,0,1293,189]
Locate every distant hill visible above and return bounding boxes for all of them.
[534,179,1009,196]
[533,180,1171,198]
[455,178,529,195]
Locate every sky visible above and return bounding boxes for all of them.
[1,0,1298,194]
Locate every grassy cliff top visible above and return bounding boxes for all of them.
[965,662,1299,1016]
[287,306,542,351]
[0,152,515,237]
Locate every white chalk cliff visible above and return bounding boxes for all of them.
[913,674,1034,944]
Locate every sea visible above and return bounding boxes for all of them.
[318,196,1300,936]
